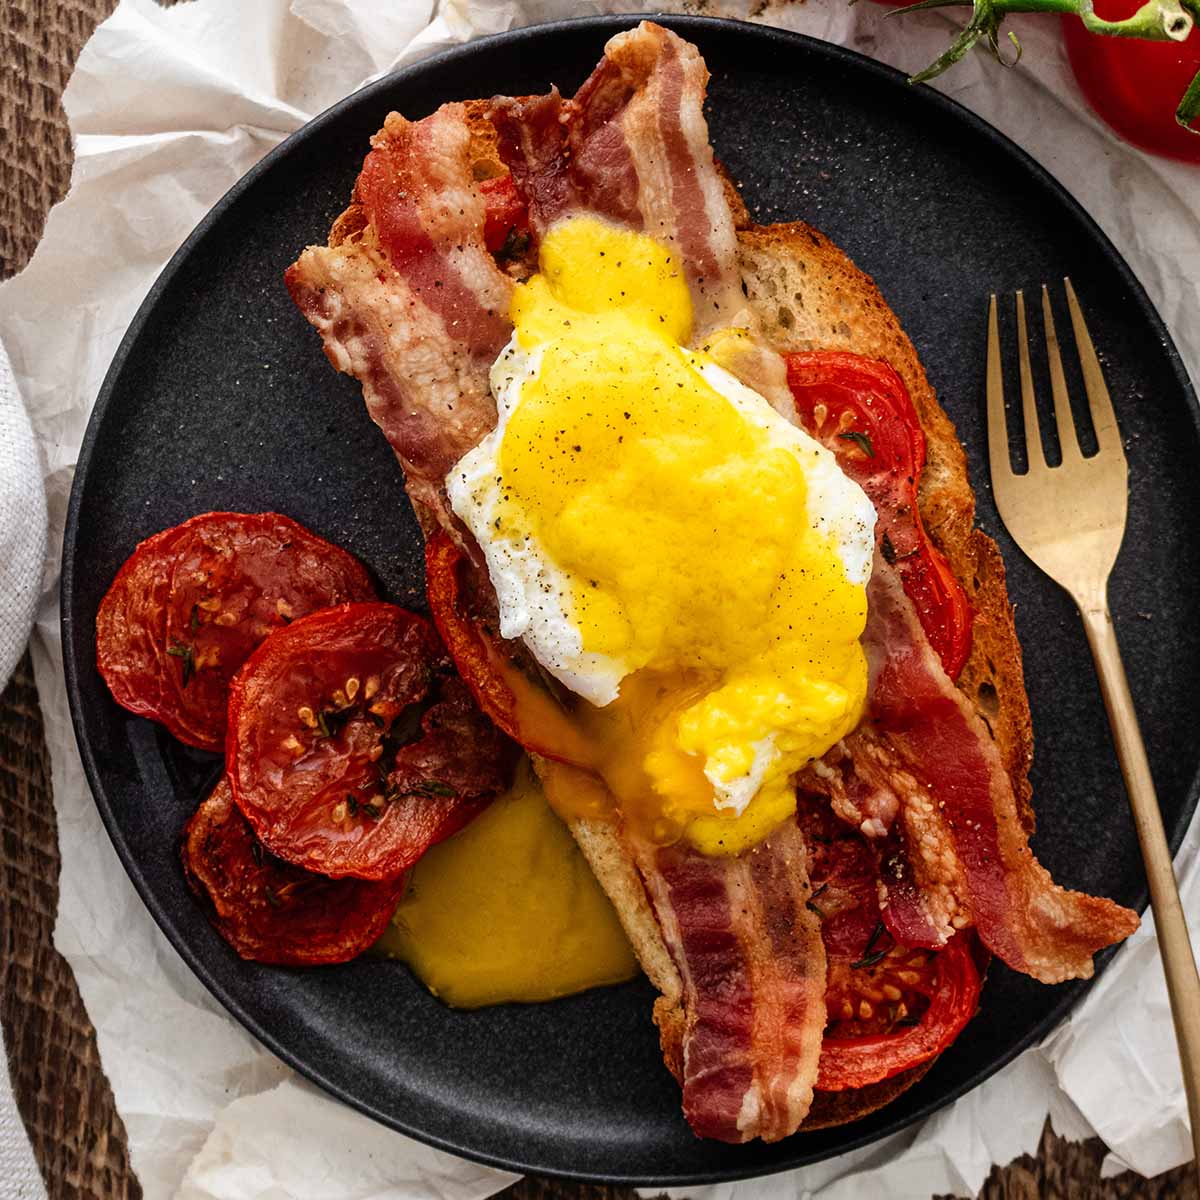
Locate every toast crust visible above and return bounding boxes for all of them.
[320,103,1035,1133]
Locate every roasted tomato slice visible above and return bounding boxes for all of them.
[424,532,594,768]
[95,523,189,737]
[817,932,980,1091]
[228,602,515,880]
[479,174,530,255]
[800,794,982,1091]
[182,777,406,965]
[787,352,973,680]
[97,512,375,751]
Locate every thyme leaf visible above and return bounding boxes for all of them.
[850,920,889,970]
[315,707,351,740]
[414,779,457,798]
[167,642,195,688]
[838,430,875,458]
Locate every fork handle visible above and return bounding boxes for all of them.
[1080,602,1200,1171]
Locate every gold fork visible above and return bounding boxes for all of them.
[987,282,1200,1173]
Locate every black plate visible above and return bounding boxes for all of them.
[62,14,1200,1186]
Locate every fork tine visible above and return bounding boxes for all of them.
[1015,290,1046,471]
[1041,285,1082,462]
[1064,278,1123,457]
[986,294,1014,486]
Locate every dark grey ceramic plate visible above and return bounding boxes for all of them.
[61,13,1200,1187]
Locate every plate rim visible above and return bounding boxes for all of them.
[60,12,1200,1186]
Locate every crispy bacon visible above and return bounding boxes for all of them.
[840,563,1138,983]
[635,821,827,1142]
[285,105,511,533]
[491,21,788,423]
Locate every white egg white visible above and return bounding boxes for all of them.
[447,338,628,707]
[447,336,878,762]
[708,734,780,815]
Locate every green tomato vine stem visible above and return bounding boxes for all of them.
[891,0,1200,133]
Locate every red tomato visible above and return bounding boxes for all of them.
[1064,2,1200,163]
[787,352,974,680]
[228,602,515,880]
[424,532,596,767]
[799,796,982,1090]
[817,934,980,1090]
[182,777,406,965]
[478,175,530,255]
[96,512,375,751]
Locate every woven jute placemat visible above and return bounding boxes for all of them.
[0,3,1195,1197]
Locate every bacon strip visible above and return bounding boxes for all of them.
[285,104,512,533]
[634,821,827,1143]
[491,21,788,419]
[855,563,1138,983]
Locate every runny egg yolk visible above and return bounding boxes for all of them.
[468,216,873,855]
[375,759,637,1007]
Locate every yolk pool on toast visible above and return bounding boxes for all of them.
[375,759,637,1007]
[449,216,876,856]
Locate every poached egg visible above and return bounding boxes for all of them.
[449,216,875,855]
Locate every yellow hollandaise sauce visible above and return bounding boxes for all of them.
[376,760,638,1008]
[450,215,875,858]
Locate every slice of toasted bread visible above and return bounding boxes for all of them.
[319,103,1033,1130]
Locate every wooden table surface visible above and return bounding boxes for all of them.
[1,3,1195,1197]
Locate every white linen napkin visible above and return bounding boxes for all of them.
[0,2,1197,1198]
[0,1026,48,1200]
[0,339,47,691]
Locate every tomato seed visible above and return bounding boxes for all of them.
[345,676,360,701]
[364,675,380,700]
[882,984,902,1001]
[298,706,317,727]
[858,1001,873,1020]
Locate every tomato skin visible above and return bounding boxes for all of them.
[228,602,515,880]
[817,934,980,1091]
[96,523,189,736]
[1064,4,1200,163]
[787,352,973,680]
[182,777,406,966]
[96,512,375,751]
[799,793,982,1091]
[424,532,596,768]
[478,175,529,253]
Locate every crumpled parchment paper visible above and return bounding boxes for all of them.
[0,1,1197,1197]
